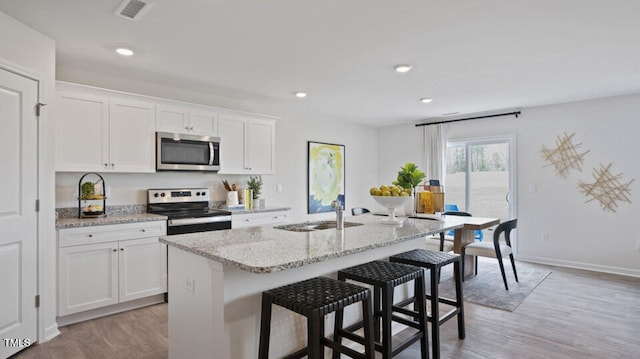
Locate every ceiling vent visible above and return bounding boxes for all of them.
[115,0,151,20]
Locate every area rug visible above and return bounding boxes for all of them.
[430,259,551,312]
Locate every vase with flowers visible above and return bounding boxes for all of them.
[392,163,426,216]
[246,176,263,209]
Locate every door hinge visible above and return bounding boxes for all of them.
[35,199,40,212]
[35,295,40,308]
[35,102,47,117]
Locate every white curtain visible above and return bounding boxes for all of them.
[422,124,446,183]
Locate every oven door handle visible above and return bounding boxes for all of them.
[168,216,232,227]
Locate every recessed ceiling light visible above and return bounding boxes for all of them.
[116,48,134,56]
[295,92,307,98]
[420,97,433,104]
[394,64,413,73]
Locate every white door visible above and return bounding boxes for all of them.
[0,68,39,357]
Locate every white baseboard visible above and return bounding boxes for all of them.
[517,255,640,278]
[44,323,61,342]
[56,294,165,327]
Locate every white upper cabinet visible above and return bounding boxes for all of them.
[109,99,156,172]
[218,111,276,174]
[55,88,155,173]
[156,104,218,136]
[55,81,276,174]
[156,104,189,134]
[55,92,109,172]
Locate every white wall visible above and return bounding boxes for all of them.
[54,70,379,223]
[378,95,640,276]
[0,11,58,340]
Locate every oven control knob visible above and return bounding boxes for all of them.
[196,192,201,196]
[154,193,159,198]
[160,192,166,197]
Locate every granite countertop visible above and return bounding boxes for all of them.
[160,214,461,274]
[224,206,291,215]
[56,213,167,229]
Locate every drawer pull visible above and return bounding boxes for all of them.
[88,234,93,238]
[141,229,146,232]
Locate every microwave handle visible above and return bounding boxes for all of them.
[209,142,214,165]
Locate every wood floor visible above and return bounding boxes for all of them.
[12,261,640,359]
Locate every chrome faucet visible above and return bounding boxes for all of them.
[331,199,344,230]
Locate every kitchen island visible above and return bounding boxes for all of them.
[160,214,460,359]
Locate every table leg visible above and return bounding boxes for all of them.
[453,228,476,279]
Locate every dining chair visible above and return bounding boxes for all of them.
[351,207,370,216]
[461,218,518,290]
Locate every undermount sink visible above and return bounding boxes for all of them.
[274,220,363,232]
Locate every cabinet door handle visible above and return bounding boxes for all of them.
[104,163,109,168]
[141,229,146,232]
[120,248,124,251]
[111,163,115,168]
[112,248,117,252]
[88,234,93,238]
[190,126,194,130]
[185,126,189,130]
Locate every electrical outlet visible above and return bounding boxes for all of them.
[185,277,195,293]
[542,232,550,241]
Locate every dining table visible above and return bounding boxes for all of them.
[412,213,501,278]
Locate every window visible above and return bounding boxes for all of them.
[445,135,516,221]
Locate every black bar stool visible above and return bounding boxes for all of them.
[390,249,465,359]
[258,276,375,359]
[334,261,429,359]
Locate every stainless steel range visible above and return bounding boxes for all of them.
[147,188,232,235]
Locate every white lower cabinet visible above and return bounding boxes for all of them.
[58,221,167,317]
[231,210,290,229]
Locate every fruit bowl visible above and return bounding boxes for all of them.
[371,195,410,224]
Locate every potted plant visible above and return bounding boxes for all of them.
[392,163,426,215]
[246,176,263,209]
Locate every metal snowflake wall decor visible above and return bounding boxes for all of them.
[578,163,633,212]
[540,132,590,178]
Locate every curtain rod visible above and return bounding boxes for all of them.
[415,111,521,127]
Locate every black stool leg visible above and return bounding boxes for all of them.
[415,276,430,359]
[429,267,440,359]
[374,285,382,343]
[454,260,465,339]
[307,312,323,359]
[381,283,393,358]
[332,307,343,359]
[258,294,272,359]
[362,294,375,359]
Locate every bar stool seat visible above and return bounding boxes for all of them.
[335,261,429,359]
[259,276,375,359]
[390,249,465,359]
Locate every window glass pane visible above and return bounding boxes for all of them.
[468,143,510,220]
[445,144,466,211]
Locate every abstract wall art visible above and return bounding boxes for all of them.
[307,141,345,214]
[540,132,590,178]
[578,163,633,212]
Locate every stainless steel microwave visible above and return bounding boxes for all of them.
[156,132,221,172]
